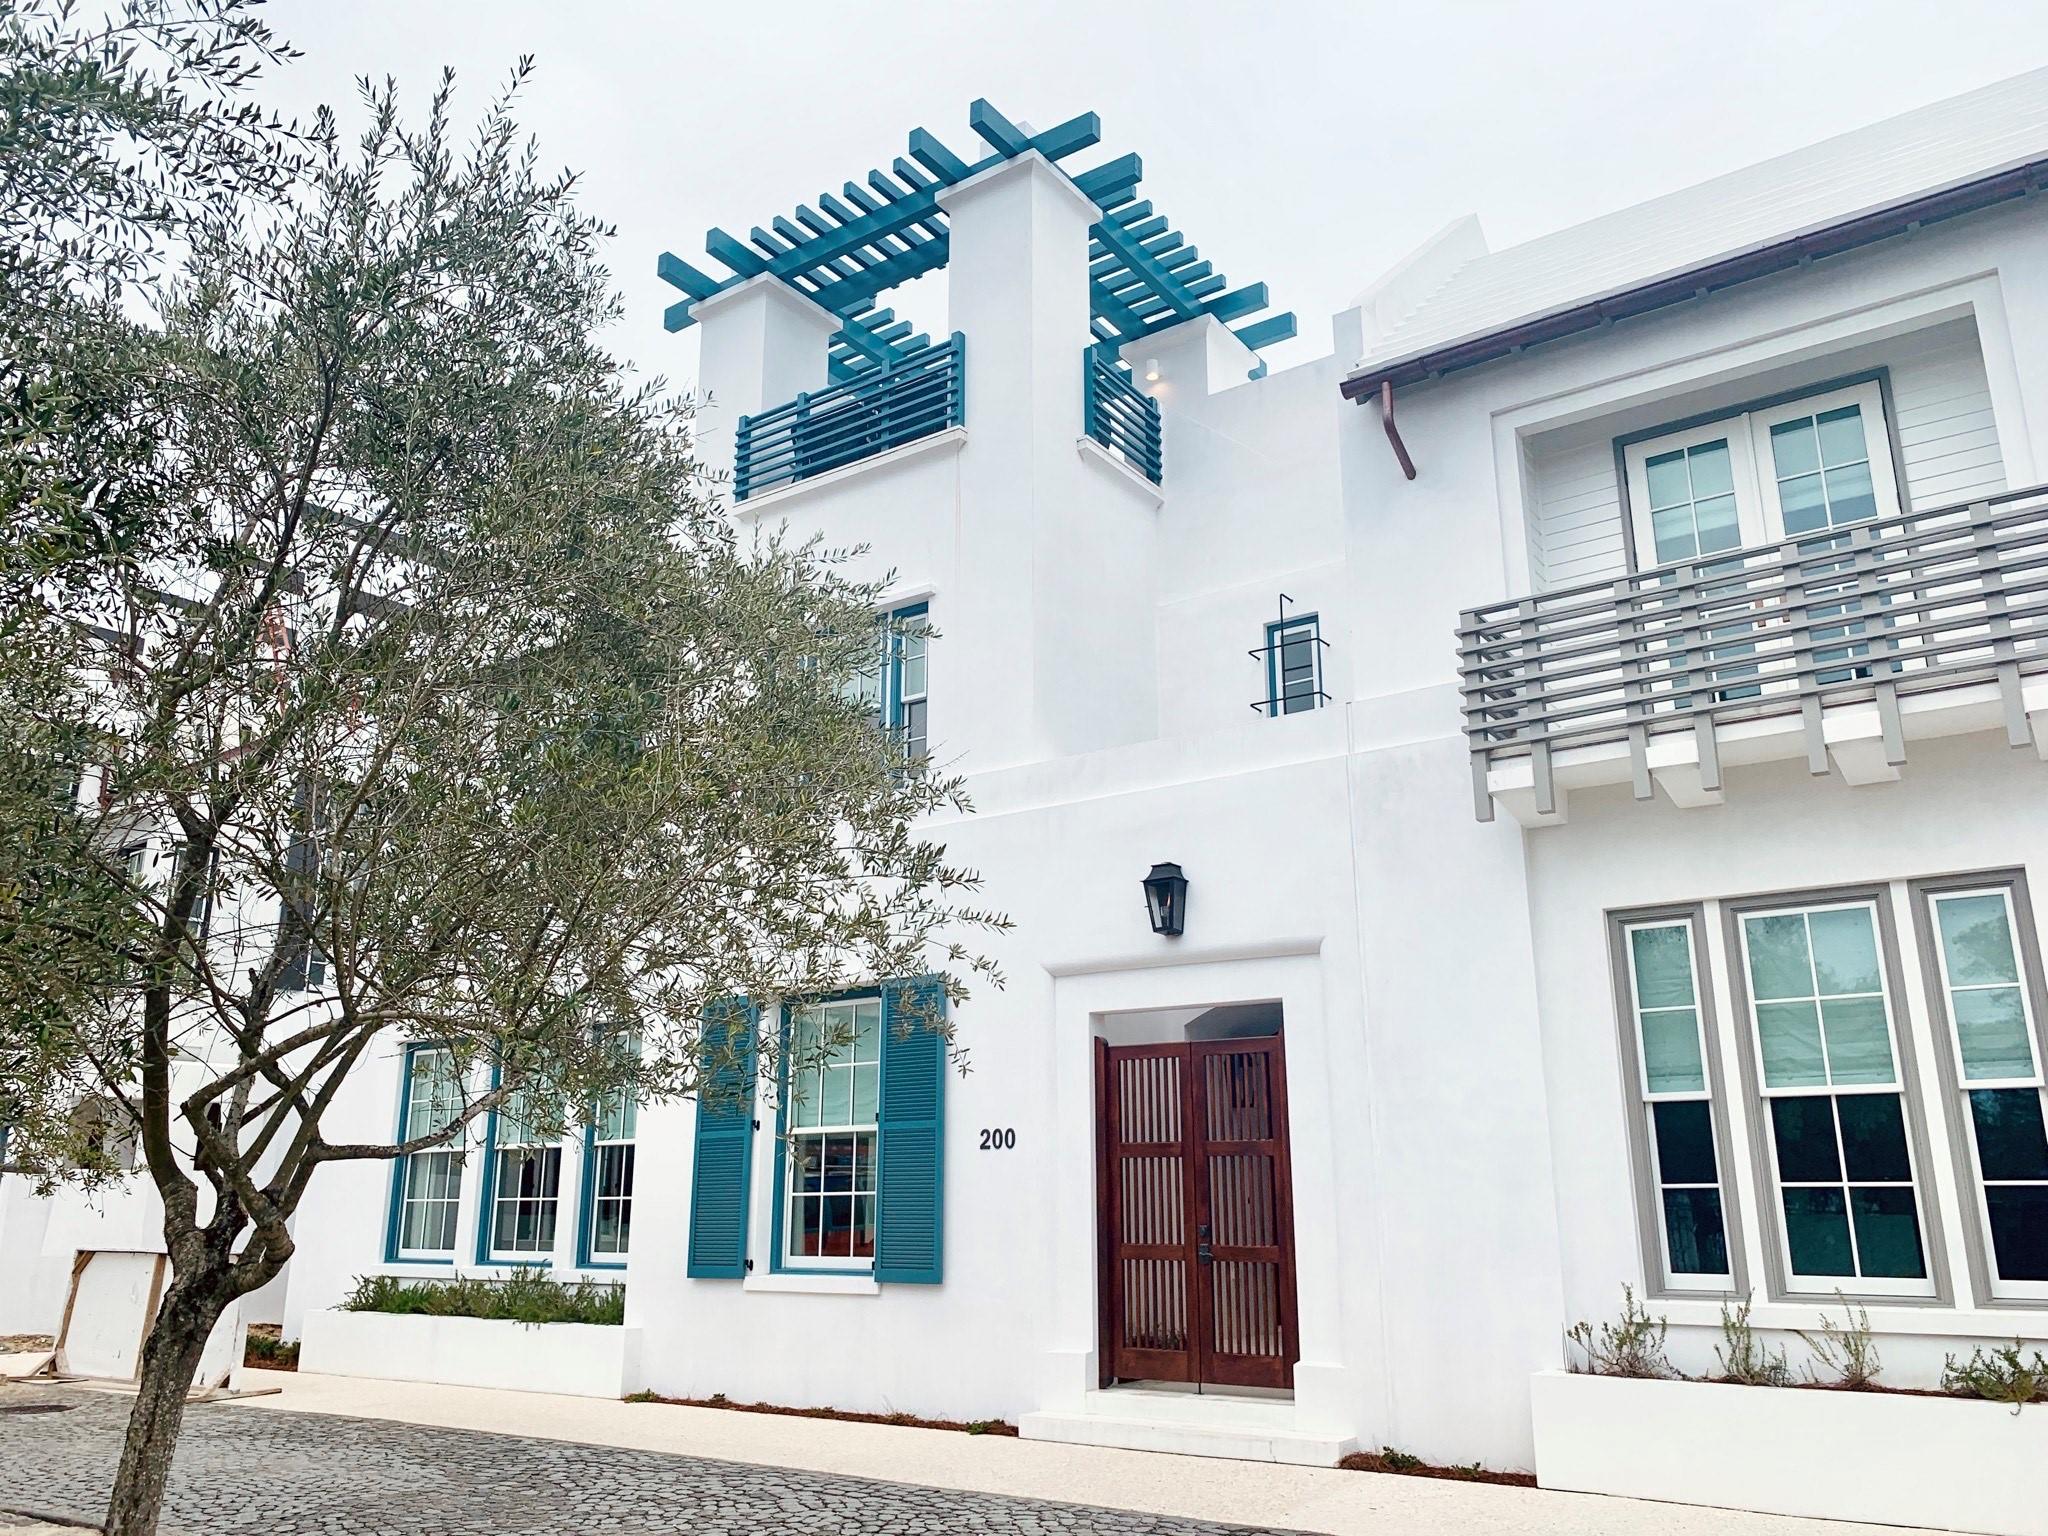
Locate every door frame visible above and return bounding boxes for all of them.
[1096,1032,1300,1390]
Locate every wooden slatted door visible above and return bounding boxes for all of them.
[1100,1038,1299,1389]
[1189,1037,1299,1388]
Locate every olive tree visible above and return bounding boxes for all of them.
[0,20,1002,1536]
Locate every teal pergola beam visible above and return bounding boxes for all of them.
[660,100,1294,369]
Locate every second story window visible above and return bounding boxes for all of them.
[843,602,928,758]
[1259,612,1327,717]
[1623,379,1903,567]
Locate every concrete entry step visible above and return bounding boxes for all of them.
[1019,1387,1354,1465]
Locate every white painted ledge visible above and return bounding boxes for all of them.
[1076,436,1165,506]
[1532,1370,2048,1535]
[742,1271,880,1296]
[296,1308,641,1399]
[732,427,967,519]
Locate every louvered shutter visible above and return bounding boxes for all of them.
[875,976,946,1284]
[685,998,757,1278]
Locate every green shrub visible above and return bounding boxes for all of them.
[1566,1285,1673,1379]
[1798,1293,1881,1390]
[1380,1448,1423,1472]
[1943,1341,2048,1413]
[342,1271,624,1325]
[1715,1295,1791,1387]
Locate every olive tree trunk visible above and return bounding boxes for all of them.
[102,1270,229,1536]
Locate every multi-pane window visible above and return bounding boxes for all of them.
[1621,918,1731,1288]
[845,603,928,760]
[1641,438,1744,565]
[395,1047,463,1259]
[1924,884,2048,1297]
[784,996,881,1267]
[1263,615,1326,717]
[888,604,928,760]
[488,1084,562,1261]
[585,1074,638,1263]
[1737,900,1932,1295]
[1764,403,1880,534]
[1623,381,1900,568]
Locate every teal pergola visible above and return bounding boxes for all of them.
[659,100,1296,385]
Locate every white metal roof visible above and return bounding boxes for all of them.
[1350,66,2048,377]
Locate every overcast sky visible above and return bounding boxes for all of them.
[259,0,2048,383]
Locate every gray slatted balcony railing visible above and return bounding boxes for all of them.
[1458,484,2048,820]
[734,333,964,501]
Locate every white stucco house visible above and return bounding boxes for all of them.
[9,64,2048,1525]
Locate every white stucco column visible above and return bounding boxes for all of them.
[689,274,842,494]
[939,150,1161,763]
[1119,314,1259,408]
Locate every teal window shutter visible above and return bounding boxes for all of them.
[875,976,947,1284]
[686,998,758,1278]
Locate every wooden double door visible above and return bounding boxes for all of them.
[1097,1036,1300,1390]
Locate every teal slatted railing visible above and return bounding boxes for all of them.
[735,334,965,501]
[1084,350,1162,484]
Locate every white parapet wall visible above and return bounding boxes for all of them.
[1531,1370,2048,1536]
[296,1309,642,1399]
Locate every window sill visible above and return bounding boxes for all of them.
[1655,1295,2048,1338]
[745,1271,880,1296]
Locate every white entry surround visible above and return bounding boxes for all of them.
[21,73,2048,1504]
[1023,950,1357,1462]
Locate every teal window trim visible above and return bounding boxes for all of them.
[885,602,928,759]
[383,1042,456,1266]
[573,1044,639,1272]
[474,1065,555,1269]
[1262,613,1325,717]
[769,992,883,1277]
[572,1121,627,1272]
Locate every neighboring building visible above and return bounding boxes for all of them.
[65,68,2048,1488]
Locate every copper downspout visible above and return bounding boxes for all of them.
[1378,379,1417,480]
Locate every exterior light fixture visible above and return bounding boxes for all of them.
[1144,358,1161,383]
[1142,862,1188,937]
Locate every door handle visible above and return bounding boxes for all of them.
[1197,1223,1213,1265]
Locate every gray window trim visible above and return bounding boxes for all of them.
[1607,903,1748,1300]
[1719,882,1954,1307]
[1908,868,2048,1309]
[1610,366,1908,576]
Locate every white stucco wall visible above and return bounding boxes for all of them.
[265,160,2048,1478]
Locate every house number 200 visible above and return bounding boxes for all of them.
[978,1128,1016,1150]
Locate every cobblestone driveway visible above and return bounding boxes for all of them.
[0,1386,1311,1536]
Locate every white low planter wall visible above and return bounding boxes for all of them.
[1532,1369,2048,1536]
[297,1308,641,1399]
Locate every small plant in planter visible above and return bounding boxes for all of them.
[1797,1293,1882,1390]
[1566,1285,1674,1379]
[1715,1295,1791,1387]
[1942,1341,2048,1414]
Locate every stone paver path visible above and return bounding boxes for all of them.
[0,1385,1306,1536]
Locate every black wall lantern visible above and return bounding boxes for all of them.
[1143,862,1188,937]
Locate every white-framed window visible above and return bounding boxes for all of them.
[1923,884,2048,1300]
[1735,898,1935,1298]
[1625,380,1902,567]
[394,1047,463,1259]
[1262,613,1326,717]
[783,995,880,1269]
[844,602,928,760]
[584,1075,637,1263]
[1621,917,1733,1290]
[488,1085,562,1261]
